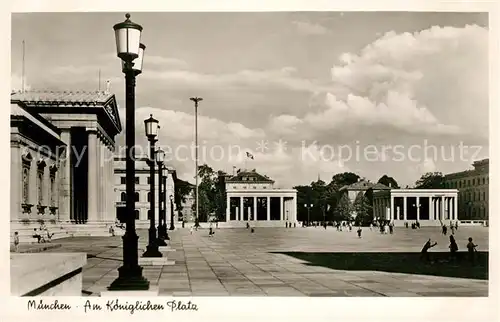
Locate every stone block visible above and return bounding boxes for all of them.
[100,286,159,297]
[11,253,87,296]
[138,257,176,266]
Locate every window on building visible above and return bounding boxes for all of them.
[147,192,151,202]
[147,210,151,220]
[468,179,471,186]
[147,176,150,184]
[483,178,486,185]
[120,177,126,184]
[483,191,486,200]
[135,177,140,184]
[135,192,139,202]
[135,210,140,219]
[22,165,30,204]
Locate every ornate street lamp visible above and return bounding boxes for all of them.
[156,147,167,246]
[142,114,162,258]
[304,204,313,226]
[108,13,149,291]
[170,195,175,230]
[162,165,170,240]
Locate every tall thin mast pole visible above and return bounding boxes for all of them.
[22,40,25,92]
[190,97,203,224]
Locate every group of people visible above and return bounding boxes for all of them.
[441,221,459,236]
[32,223,54,244]
[421,236,479,264]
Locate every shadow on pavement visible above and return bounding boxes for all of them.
[275,251,488,280]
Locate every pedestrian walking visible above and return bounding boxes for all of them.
[13,232,19,252]
[357,227,362,238]
[389,223,394,234]
[449,235,458,262]
[190,226,193,235]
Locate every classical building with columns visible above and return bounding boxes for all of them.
[444,159,489,222]
[114,155,176,228]
[373,189,459,226]
[224,169,297,227]
[10,90,121,241]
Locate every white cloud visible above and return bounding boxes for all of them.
[292,21,329,35]
[145,56,189,69]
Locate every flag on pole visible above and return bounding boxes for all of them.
[246,152,254,160]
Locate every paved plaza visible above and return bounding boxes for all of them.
[40,226,488,297]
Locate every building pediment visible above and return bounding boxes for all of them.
[11,90,122,135]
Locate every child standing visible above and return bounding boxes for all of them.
[467,237,478,264]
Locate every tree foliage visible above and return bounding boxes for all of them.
[415,172,445,189]
[335,193,353,221]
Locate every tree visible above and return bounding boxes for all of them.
[354,193,373,226]
[329,172,360,190]
[415,172,445,189]
[196,164,217,222]
[335,193,352,221]
[377,175,399,189]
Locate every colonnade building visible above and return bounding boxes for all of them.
[10,90,121,241]
[373,189,459,226]
[224,169,297,227]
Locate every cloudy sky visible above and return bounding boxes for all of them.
[11,12,489,187]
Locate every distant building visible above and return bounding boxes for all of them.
[444,159,489,221]
[180,189,195,223]
[373,189,458,226]
[339,179,391,218]
[224,169,297,227]
[114,155,176,228]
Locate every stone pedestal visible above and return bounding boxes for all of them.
[138,257,175,266]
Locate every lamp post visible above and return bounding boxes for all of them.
[156,148,167,246]
[190,97,202,225]
[169,195,175,230]
[162,166,170,240]
[142,115,162,258]
[108,13,149,291]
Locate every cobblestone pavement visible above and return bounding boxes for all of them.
[44,226,488,297]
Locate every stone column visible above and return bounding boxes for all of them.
[403,196,407,221]
[226,195,230,222]
[253,197,257,221]
[87,130,98,222]
[390,195,394,221]
[429,196,433,221]
[267,196,271,221]
[59,130,72,222]
[293,196,297,223]
[416,196,420,221]
[239,197,244,221]
[454,196,458,221]
[96,136,102,221]
[440,196,445,221]
[280,196,284,221]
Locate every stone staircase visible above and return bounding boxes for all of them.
[10,220,125,244]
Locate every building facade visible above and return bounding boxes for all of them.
[444,159,489,222]
[114,155,176,228]
[11,90,121,241]
[339,180,391,218]
[224,169,297,227]
[373,189,459,226]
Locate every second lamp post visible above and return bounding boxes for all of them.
[143,114,162,258]
[156,148,167,246]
